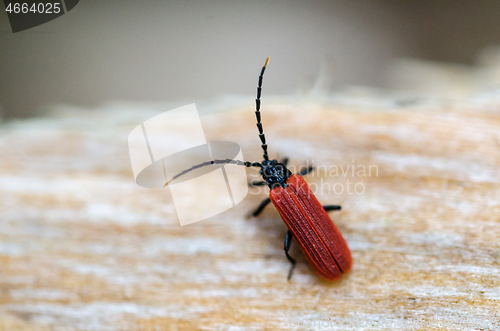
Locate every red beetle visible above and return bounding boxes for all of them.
[166,58,352,280]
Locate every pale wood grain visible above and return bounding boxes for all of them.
[0,98,499,330]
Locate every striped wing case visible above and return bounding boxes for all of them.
[269,174,352,280]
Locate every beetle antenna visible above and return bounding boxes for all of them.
[256,56,270,161]
[164,159,261,186]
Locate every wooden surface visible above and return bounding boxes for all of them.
[1,97,500,330]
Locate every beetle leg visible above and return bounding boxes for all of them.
[284,230,296,280]
[281,157,289,167]
[323,205,342,212]
[298,165,314,177]
[248,198,271,218]
[249,180,267,187]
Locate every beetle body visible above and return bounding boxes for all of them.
[270,174,352,280]
[250,59,352,280]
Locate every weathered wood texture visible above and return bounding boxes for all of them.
[0,98,499,330]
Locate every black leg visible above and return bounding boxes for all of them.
[323,205,342,212]
[284,230,296,280]
[250,198,271,217]
[249,180,267,187]
[281,157,289,167]
[298,165,314,177]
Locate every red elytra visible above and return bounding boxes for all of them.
[270,174,352,280]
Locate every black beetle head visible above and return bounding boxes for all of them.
[260,159,292,189]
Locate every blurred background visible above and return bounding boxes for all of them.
[1,0,500,119]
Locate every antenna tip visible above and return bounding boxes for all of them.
[264,56,270,67]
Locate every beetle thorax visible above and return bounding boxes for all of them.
[260,159,292,188]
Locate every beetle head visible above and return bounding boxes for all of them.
[260,159,292,189]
